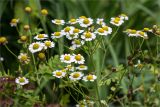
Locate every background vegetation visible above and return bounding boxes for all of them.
[0,0,160,106]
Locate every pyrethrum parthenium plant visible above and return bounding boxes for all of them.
[0,7,160,107]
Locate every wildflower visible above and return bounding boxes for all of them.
[111,86,116,91]
[23,25,30,31]
[44,40,55,49]
[69,72,84,81]
[73,54,85,64]
[137,31,148,39]
[71,39,85,48]
[127,29,138,37]
[95,27,112,36]
[25,6,32,13]
[65,64,74,72]
[10,18,19,27]
[38,52,46,60]
[18,53,30,64]
[76,65,88,70]
[19,35,28,43]
[63,26,75,34]
[66,33,79,40]
[81,32,96,41]
[134,60,143,69]
[0,36,8,45]
[51,19,65,25]
[34,34,48,40]
[29,42,44,53]
[119,14,128,20]
[110,17,124,26]
[83,74,97,82]
[60,54,74,63]
[41,9,48,15]
[52,70,66,78]
[78,18,93,28]
[96,18,106,25]
[15,77,29,85]
[68,18,78,24]
[51,31,65,39]
[72,28,84,34]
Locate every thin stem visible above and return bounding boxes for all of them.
[4,45,17,58]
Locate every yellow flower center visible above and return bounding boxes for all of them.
[11,19,18,23]
[54,32,61,36]
[56,72,62,76]
[38,34,44,38]
[38,53,45,59]
[102,26,109,31]
[33,43,40,49]
[74,40,81,44]
[143,28,150,32]
[41,9,48,15]
[67,65,72,69]
[87,75,93,80]
[20,55,27,61]
[55,20,61,24]
[73,73,80,78]
[130,30,137,34]
[85,32,92,38]
[70,18,76,22]
[45,41,51,47]
[75,55,81,61]
[64,55,71,61]
[113,20,119,24]
[64,27,71,32]
[19,78,25,83]
[83,18,90,24]
[20,36,27,41]
[138,31,145,36]
[25,7,32,13]
[80,16,86,19]
[0,37,7,43]
[73,29,80,33]
[98,28,104,33]
[79,65,85,68]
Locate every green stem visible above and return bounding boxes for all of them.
[4,45,17,58]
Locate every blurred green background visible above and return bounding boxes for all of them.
[0,0,160,70]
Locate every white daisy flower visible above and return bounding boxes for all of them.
[126,29,139,37]
[96,18,106,25]
[44,40,55,49]
[72,39,85,48]
[78,18,93,28]
[76,65,88,70]
[10,18,19,27]
[18,53,30,64]
[73,54,85,64]
[95,27,112,36]
[34,34,48,40]
[65,64,74,72]
[51,31,65,39]
[83,74,97,82]
[102,26,112,34]
[110,17,124,26]
[63,26,75,34]
[15,77,29,85]
[60,54,74,63]
[69,72,84,81]
[66,33,79,40]
[52,70,66,78]
[70,28,84,35]
[51,19,65,25]
[119,14,129,20]
[81,32,96,41]
[68,18,78,24]
[137,31,148,39]
[29,42,44,53]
